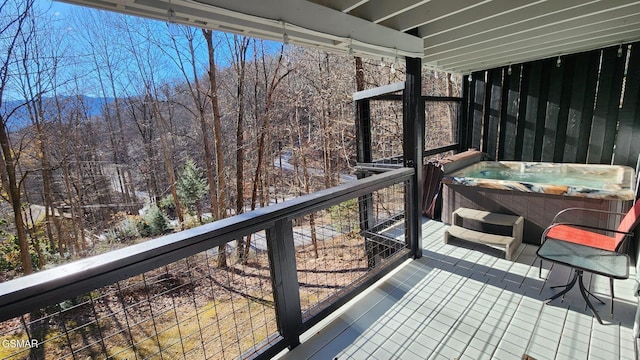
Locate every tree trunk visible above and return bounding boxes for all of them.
[21,191,45,266]
[245,43,292,259]
[0,119,33,274]
[172,29,219,225]
[355,57,365,91]
[446,72,456,143]
[131,103,161,202]
[231,35,250,263]
[111,88,137,205]
[203,29,228,268]
[321,53,333,188]
[154,102,184,229]
[0,0,34,274]
[28,97,61,255]
[57,98,85,253]
[295,107,319,258]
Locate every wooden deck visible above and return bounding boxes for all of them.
[278,219,638,360]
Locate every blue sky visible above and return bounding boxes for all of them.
[3,1,242,99]
[37,0,78,26]
[3,0,281,101]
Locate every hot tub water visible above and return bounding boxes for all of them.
[448,161,634,194]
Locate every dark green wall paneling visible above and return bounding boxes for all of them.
[533,59,553,161]
[588,46,627,164]
[484,69,502,160]
[522,61,542,161]
[564,51,599,164]
[471,72,485,152]
[615,45,640,167]
[462,42,640,169]
[499,65,519,161]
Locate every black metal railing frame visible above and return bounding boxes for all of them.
[0,167,415,359]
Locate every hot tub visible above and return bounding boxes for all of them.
[441,161,636,245]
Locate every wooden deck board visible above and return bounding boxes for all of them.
[278,219,638,360]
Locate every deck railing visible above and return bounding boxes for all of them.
[0,168,415,359]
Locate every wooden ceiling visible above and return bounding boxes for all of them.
[60,0,640,74]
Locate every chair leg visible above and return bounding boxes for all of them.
[610,277,614,318]
[539,259,543,279]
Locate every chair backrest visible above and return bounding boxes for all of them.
[615,200,640,248]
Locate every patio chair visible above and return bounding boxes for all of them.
[538,200,640,312]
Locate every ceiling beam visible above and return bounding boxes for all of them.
[307,0,370,13]
[439,28,640,73]
[424,5,640,60]
[420,0,632,42]
[347,0,431,24]
[432,21,640,66]
[380,0,500,33]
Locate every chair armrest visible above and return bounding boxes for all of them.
[551,207,628,224]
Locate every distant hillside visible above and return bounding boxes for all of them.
[2,96,114,130]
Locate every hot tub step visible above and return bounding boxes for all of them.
[448,207,524,260]
[445,225,518,260]
[452,208,521,227]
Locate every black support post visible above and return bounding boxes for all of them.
[356,99,372,164]
[267,219,302,349]
[403,56,424,259]
[355,98,377,267]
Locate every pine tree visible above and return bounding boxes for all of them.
[177,159,209,223]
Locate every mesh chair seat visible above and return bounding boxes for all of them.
[546,224,617,251]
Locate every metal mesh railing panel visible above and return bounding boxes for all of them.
[295,181,408,319]
[0,246,277,360]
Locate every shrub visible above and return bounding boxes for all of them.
[0,236,19,272]
[104,206,170,244]
[143,205,170,236]
[116,217,141,241]
[0,234,41,273]
[136,218,153,238]
[158,196,177,219]
[328,198,360,233]
[158,195,175,212]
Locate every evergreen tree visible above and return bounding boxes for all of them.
[177,159,209,223]
[144,205,170,236]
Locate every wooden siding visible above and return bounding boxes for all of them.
[461,42,640,169]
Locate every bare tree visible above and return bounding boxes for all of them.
[293,104,319,258]
[54,90,90,255]
[16,7,73,255]
[244,42,292,258]
[0,0,35,274]
[162,26,220,232]
[226,34,251,262]
[202,29,229,267]
[76,9,138,207]
[128,98,162,201]
[121,16,185,228]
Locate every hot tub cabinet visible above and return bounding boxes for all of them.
[441,161,636,245]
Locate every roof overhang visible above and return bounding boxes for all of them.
[58,0,640,74]
[58,0,423,60]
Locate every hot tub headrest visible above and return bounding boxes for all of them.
[434,149,484,174]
